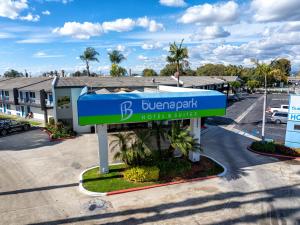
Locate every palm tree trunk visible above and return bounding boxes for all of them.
[86,61,90,76]
[176,61,180,87]
[155,126,162,157]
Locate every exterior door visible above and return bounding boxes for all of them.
[21,106,25,117]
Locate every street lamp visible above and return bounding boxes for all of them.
[251,58,267,141]
[262,71,267,142]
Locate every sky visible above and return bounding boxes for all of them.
[0,0,300,76]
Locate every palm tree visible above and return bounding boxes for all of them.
[167,122,201,157]
[149,121,167,157]
[108,50,126,64]
[80,47,99,76]
[167,39,189,86]
[110,132,133,165]
[110,132,151,166]
[108,50,126,77]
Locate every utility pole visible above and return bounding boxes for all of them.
[262,72,267,141]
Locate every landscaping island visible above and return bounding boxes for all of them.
[82,155,224,193]
[249,141,300,158]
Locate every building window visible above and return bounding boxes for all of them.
[6,104,11,110]
[4,91,9,100]
[294,125,300,131]
[29,92,35,98]
[29,92,36,103]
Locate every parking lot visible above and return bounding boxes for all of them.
[236,93,289,142]
[209,93,289,142]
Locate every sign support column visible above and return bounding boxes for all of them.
[96,124,109,174]
[189,118,201,162]
[191,118,201,145]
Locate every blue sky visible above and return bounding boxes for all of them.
[1,0,300,76]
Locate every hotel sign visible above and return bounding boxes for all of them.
[77,91,226,125]
[288,95,300,122]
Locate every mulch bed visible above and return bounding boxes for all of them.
[161,156,224,182]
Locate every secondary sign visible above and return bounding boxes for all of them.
[288,95,300,122]
[77,91,226,125]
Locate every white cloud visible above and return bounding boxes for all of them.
[20,13,40,22]
[251,0,300,22]
[53,22,103,39]
[33,51,64,58]
[159,0,186,7]
[281,21,300,32]
[116,44,126,52]
[102,18,136,32]
[0,0,28,19]
[138,55,149,61]
[17,38,52,44]
[54,17,164,39]
[141,42,163,50]
[178,1,239,24]
[190,25,230,41]
[42,10,51,15]
[0,32,14,39]
[136,17,164,32]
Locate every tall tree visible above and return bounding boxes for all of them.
[166,39,189,86]
[270,58,291,77]
[108,50,126,77]
[4,69,24,77]
[80,47,99,76]
[252,59,273,86]
[196,64,226,76]
[142,68,157,77]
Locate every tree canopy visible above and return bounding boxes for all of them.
[3,69,24,77]
[166,39,188,85]
[142,68,157,77]
[270,58,291,77]
[80,47,99,76]
[108,50,126,64]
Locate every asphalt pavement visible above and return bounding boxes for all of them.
[208,93,289,142]
[0,122,299,224]
[236,93,289,142]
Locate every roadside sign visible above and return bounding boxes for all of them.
[77,91,226,125]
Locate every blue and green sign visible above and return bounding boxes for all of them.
[77,91,226,125]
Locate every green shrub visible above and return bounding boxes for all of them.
[123,166,160,182]
[156,158,191,178]
[251,141,276,153]
[46,121,75,139]
[48,117,55,126]
[275,144,300,157]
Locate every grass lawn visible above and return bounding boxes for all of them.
[0,114,42,126]
[82,164,157,193]
[82,156,224,193]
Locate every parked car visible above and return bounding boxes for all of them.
[270,112,288,124]
[267,105,289,113]
[0,120,31,136]
[228,94,240,102]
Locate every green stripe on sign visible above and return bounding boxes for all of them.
[79,108,226,125]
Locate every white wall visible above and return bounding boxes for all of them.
[71,88,91,133]
[55,88,72,119]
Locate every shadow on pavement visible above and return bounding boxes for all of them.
[0,183,78,196]
[29,183,300,225]
[0,128,60,151]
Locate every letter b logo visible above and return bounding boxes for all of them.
[120,101,133,121]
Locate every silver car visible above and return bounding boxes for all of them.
[270,112,288,124]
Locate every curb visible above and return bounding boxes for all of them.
[247,146,300,160]
[41,128,76,142]
[78,155,227,197]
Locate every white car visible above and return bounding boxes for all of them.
[267,105,289,113]
[270,112,288,124]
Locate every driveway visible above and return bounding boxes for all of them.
[0,127,299,225]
